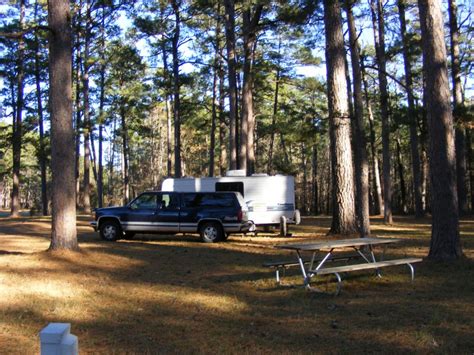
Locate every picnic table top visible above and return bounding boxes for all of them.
[275,237,401,251]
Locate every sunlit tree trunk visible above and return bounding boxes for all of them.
[418,0,462,260]
[34,0,48,216]
[396,137,407,213]
[11,0,25,217]
[361,60,383,215]
[312,145,319,215]
[224,0,238,170]
[398,0,424,217]
[370,0,392,224]
[240,5,262,175]
[97,2,107,208]
[267,39,281,174]
[48,0,78,250]
[324,0,357,235]
[448,0,468,215]
[120,106,130,205]
[346,0,370,237]
[82,0,92,214]
[171,0,182,177]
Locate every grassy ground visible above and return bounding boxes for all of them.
[0,212,473,354]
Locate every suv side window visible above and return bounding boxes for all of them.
[182,193,199,208]
[181,193,235,208]
[200,193,235,207]
[130,193,157,210]
[158,193,179,209]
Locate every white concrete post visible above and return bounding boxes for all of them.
[39,323,78,355]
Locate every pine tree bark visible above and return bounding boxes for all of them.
[82,0,92,214]
[120,106,130,204]
[346,0,371,237]
[171,0,182,177]
[312,145,319,215]
[240,5,262,175]
[218,58,227,176]
[370,0,392,224]
[224,0,238,170]
[11,0,25,217]
[448,0,468,215]
[418,0,462,260]
[397,0,424,217]
[34,0,48,216]
[267,39,281,174]
[396,137,407,213]
[361,59,383,215]
[97,2,107,208]
[48,0,78,250]
[324,0,358,235]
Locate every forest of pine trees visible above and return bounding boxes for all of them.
[0,0,472,258]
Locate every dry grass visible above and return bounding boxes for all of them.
[0,212,473,354]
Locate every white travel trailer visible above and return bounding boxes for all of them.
[161,170,300,235]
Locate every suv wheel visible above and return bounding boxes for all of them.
[199,222,223,243]
[100,220,122,241]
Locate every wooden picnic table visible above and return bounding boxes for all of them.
[271,237,422,295]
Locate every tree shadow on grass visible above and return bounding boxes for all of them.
[0,215,473,353]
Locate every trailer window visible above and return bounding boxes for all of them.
[215,182,244,197]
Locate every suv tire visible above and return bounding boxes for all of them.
[100,220,122,241]
[199,221,223,243]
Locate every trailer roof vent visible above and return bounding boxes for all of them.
[251,173,268,177]
[226,169,246,177]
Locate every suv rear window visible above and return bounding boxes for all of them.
[182,193,235,208]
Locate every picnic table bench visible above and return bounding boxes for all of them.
[268,237,422,295]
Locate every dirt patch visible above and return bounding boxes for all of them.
[0,213,473,353]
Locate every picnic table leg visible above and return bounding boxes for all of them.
[368,245,382,277]
[296,251,311,287]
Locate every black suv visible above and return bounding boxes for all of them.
[91,191,253,243]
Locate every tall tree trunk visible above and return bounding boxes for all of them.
[466,130,474,210]
[361,60,383,215]
[448,0,468,215]
[74,25,82,208]
[224,0,238,170]
[11,0,25,217]
[209,60,218,177]
[398,0,424,217]
[171,0,182,177]
[396,137,408,213]
[418,0,461,260]
[82,0,91,213]
[120,107,129,204]
[159,5,173,177]
[240,5,262,175]
[267,41,281,174]
[97,3,107,208]
[34,0,48,216]
[312,145,319,215]
[209,5,221,177]
[346,0,370,237]
[48,0,78,250]
[370,0,392,224]
[218,58,227,176]
[324,0,357,235]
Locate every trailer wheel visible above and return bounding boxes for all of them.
[279,216,288,237]
[294,209,301,225]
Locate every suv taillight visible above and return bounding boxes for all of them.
[237,209,243,222]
